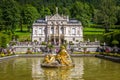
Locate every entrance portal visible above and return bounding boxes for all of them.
[50,36,64,45]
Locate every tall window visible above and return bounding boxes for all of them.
[51,27,54,34]
[73,37,75,41]
[35,30,37,35]
[61,27,64,34]
[77,30,80,34]
[39,28,42,34]
[72,28,76,35]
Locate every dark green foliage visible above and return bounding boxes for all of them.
[40,6,51,18]
[112,40,119,46]
[22,4,39,32]
[0,8,3,31]
[41,42,47,45]
[104,30,120,46]
[12,34,19,41]
[70,1,92,27]
[47,44,54,49]
[0,32,11,48]
[93,0,117,32]
[0,36,7,48]
[1,0,20,33]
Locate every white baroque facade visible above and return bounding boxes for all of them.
[32,12,83,45]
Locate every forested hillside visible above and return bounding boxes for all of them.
[1,0,120,31]
[0,0,120,47]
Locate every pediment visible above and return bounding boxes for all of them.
[49,14,64,20]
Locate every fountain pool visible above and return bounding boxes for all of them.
[0,57,120,80]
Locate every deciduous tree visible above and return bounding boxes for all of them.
[94,0,117,32]
[1,0,20,33]
[70,1,92,27]
[23,5,39,32]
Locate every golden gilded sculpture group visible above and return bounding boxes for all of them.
[41,46,74,68]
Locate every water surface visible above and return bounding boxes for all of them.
[0,57,120,80]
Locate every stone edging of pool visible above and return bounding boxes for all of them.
[0,54,120,63]
[0,54,95,61]
[95,54,120,63]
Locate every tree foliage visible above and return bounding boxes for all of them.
[0,8,3,31]
[0,33,8,48]
[70,1,91,27]
[104,30,120,46]
[23,4,39,31]
[93,0,117,32]
[112,40,119,46]
[1,0,20,33]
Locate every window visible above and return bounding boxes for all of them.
[77,30,80,34]
[73,37,75,41]
[61,27,64,34]
[72,28,76,35]
[51,27,54,34]
[35,30,37,35]
[39,28,42,34]
[39,38,41,41]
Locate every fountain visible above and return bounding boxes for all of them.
[41,46,75,68]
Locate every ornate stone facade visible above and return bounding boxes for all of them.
[32,12,83,45]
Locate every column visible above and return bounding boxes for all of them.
[54,25,56,45]
[63,27,65,34]
[49,26,51,41]
[47,26,50,41]
[58,25,60,46]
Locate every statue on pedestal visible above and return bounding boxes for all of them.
[41,46,74,68]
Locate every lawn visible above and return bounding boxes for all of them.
[15,26,31,41]
[83,27,105,41]
[83,27,118,41]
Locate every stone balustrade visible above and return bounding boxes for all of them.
[10,41,100,53]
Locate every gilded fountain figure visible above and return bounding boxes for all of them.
[41,46,74,68]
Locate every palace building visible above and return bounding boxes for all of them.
[32,8,83,45]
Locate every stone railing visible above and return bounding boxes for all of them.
[11,41,100,53]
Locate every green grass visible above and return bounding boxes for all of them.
[83,27,104,36]
[14,31,31,41]
[83,27,105,41]
[83,27,119,41]
[84,32,103,34]
[14,26,32,41]
[83,27,104,32]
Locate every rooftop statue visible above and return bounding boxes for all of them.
[41,46,74,68]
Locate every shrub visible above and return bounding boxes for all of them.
[76,40,79,42]
[41,41,47,45]
[0,53,5,57]
[69,41,74,45]
[112,40,119,46]
[0,36,7,48]
[47,44,54,49]
[26,48,32,54]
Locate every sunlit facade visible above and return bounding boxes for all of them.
[32,10,83,45]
